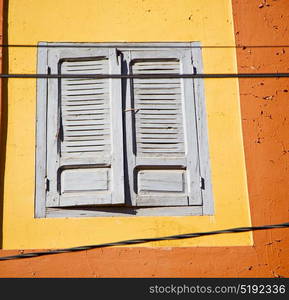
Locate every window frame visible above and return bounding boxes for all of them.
[35,42,214,218]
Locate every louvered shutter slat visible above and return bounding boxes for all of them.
[133,60,185,157]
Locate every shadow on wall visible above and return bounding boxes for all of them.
[0,0,9,248]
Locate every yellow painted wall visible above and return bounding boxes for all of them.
[2,0,252,249]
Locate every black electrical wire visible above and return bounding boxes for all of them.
[0,44,289,48]
[0,221,288,261]
[0,73,289,79]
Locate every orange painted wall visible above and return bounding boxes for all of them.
[0,0,289,277]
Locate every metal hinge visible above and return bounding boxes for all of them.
[115,49,121,65]
[45,178,50,192]
[193,66,197,75]
[200,177,205,190]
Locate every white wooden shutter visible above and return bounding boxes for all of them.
[128,49,202,206]
[46,48,124,207]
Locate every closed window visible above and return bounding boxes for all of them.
[35,43,213,217]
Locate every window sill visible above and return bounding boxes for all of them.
[46,205,204,218]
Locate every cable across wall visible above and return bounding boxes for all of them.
[0,221,288,261]
[0,73,288,79]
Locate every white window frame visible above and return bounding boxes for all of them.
[35,42,213,218]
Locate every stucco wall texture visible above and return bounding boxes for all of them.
[0,0,289,277]
[2,0,252,249]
